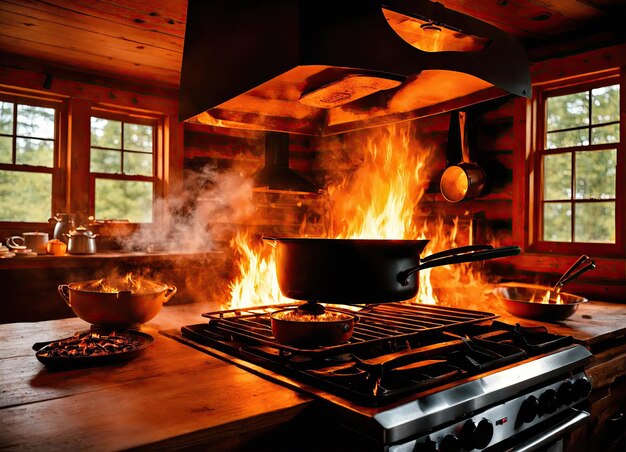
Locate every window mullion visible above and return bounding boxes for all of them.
[11,104,17,164]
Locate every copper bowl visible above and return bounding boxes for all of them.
[58,278,177,328]
[493,282,588,321]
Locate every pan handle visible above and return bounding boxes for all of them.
[397,245,521,286]
[420,244,493,263]
[262,236,278,248]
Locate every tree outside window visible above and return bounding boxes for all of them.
[90,116,155,223]
[538,80,620,248]
[0,100,57,222]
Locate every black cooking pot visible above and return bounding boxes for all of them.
[263,237,521,304]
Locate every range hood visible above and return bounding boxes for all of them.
[179,0,531,136]
[253,132,319,194]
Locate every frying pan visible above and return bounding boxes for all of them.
[264,237,521,304]
[493,282,588,321]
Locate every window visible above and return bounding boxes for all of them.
[0,97,60,222]
[532,73,623,256]
[89,113,156,223]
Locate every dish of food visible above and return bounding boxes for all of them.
[34,329,154,368]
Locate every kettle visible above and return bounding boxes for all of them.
[66,227,98,255]
[49,213,76,244]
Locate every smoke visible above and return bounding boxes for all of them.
[118,163,256,253]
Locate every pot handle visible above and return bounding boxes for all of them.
[420,244,493,263]
[397,245,521,286]
[163,285,177,304]
[262,236,278,248]
[58,284,71,306]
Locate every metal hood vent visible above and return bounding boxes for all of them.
[253,132,319,194]
[179,0,530,136]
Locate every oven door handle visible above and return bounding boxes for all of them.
[507,408,590,452]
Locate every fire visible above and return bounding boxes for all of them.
[227,232,287,309]
[530,290,564,304]
[226,123,489,309]
[83,272,160,294]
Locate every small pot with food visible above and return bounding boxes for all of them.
[270,303,356,348]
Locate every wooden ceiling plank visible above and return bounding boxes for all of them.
[437,0,605,39]
[0,0,184,51]
[95,0,188,24]
[40,0,186,38]
[0,15,181,70]
[0,37,180,87]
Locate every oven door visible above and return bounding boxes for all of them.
[489,408,590,452]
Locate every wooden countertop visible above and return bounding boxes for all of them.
[0,307,312,450]
[0,250,225,270]
[1,300,625,450]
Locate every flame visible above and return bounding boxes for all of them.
[82,272,162,294]
[226,232,287,309]
[530,290,564,304]
[226,123,490,309]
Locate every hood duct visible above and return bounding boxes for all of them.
[252,132,320,194]
[179,0,531,136]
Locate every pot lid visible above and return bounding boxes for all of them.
[69,227,96,237]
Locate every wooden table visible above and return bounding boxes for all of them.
[0,307,313,451]
[1,301,625,450]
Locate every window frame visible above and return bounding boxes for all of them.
[529,70,624,258]
[88,108,161,223]
[0,88,68,228]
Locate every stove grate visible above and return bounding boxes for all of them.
[200,302,498,357]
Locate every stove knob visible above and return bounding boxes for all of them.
[439,434,461,452]
[573,377,592,400]
[459,419,476,449]
[421,437,437,451]
[519,395,540,424]
[474,418,494,449]
[557,380,575,406]
[540,389,559,414]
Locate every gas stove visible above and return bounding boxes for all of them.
[170,302,592,450]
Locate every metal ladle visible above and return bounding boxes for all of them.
[553,255,596,294]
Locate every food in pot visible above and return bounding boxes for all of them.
[82,274,166,294]
[272,310,353,322]
[270,307,356,348]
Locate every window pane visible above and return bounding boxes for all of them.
[90,148,121,173]
[591,84,619,125]
[543,202,571,242]
[591,123,619,144]
[124,123,153,152]
[95,179,153,223]
[0,101,13,134]
[546,92,589,131]
[575,202,615,243]
[0,136,11,163]
[575,149,616,199]
[91,117,121,148]
[543,153,571,200]
[546,129,588,149]
[16,138,54,167]
[0,171,51,222]
[124,152,152,176]
[16,105,55,139]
